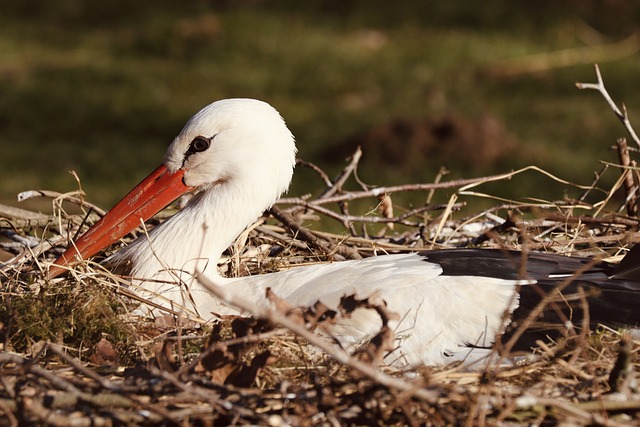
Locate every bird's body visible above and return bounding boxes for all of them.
[51,99,640,367]
[115,250,523,366]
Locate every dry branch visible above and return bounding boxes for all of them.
[576,63,640,148]
[0,203,49,223]
[616,138,639,216]
[269,205,362,260]
[17,189,107,216]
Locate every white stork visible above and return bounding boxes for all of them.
[49,99,640,367]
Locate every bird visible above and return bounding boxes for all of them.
[49,98,640,367]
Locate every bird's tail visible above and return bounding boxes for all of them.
[504,245,640,352]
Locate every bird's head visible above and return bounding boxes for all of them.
[165,99,296,193]
[48,99,296,278]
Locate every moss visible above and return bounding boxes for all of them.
[1,277,136,361]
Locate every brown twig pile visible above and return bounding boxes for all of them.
[1,65,640,425]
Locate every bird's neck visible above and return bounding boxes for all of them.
[115,179,273,283]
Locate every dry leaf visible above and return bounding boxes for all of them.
[89,337,119,367]
[378,193,394,230]
[196,317,275,386]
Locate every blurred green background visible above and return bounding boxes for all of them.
[2,0,640,211]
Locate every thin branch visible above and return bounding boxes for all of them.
[279,166,594,207]
[319,146,364,199]
[576,64,640,148]
[17,190,107,216]
[269,205,363,260]
[0,204,49,222]
[517,397,629,427]
[295,158,332,187]
[288,201,464,227]
[46,343,180,422]
[615,138,638,216]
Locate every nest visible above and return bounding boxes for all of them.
[1,65,640,426]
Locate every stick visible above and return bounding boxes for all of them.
[17,190,107,216]
[287,201,464,227]
[517,396,629,427]
[269,205,363,260]
[280,165,595,207]
[296,159,333,187]
[576,64,640,148]
[319,146,363,199]
[46,343,179,423]
[0,204,49,221]
[615,138,638,216]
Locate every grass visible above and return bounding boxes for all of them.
[2,1,640,210]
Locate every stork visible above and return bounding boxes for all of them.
[49,99,640,367]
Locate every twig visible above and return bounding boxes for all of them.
[17,190,107,216]
[0,352,85,396]
[278,175,506,206]
[288,200,464,227]
[0,399,18,427]
[46,343,180,423]
[269,205,330,255]
[177,327,287,377]
[517,233,640,252]
[269,205,362,260]
[0,204,50,222]
[577,398,640,413]
[280,165,595,208]
[607,334,634,393]
[576,64,640,148]
[319,146,364,199]
[615,138,638,216]
[319,147,364,234]
[517,396,629,427]
[296,158,333,187]
[544,213,639,227]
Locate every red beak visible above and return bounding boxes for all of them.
[48,164,192,279]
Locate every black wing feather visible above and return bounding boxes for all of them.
[611,244,640,280]
[420,248,640,352]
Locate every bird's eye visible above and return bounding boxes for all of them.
[192,137,210,152]
[189,136,211,154]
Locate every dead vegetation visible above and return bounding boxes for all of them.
[1,65,640,425]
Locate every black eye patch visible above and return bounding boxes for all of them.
[185,135,214,157]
